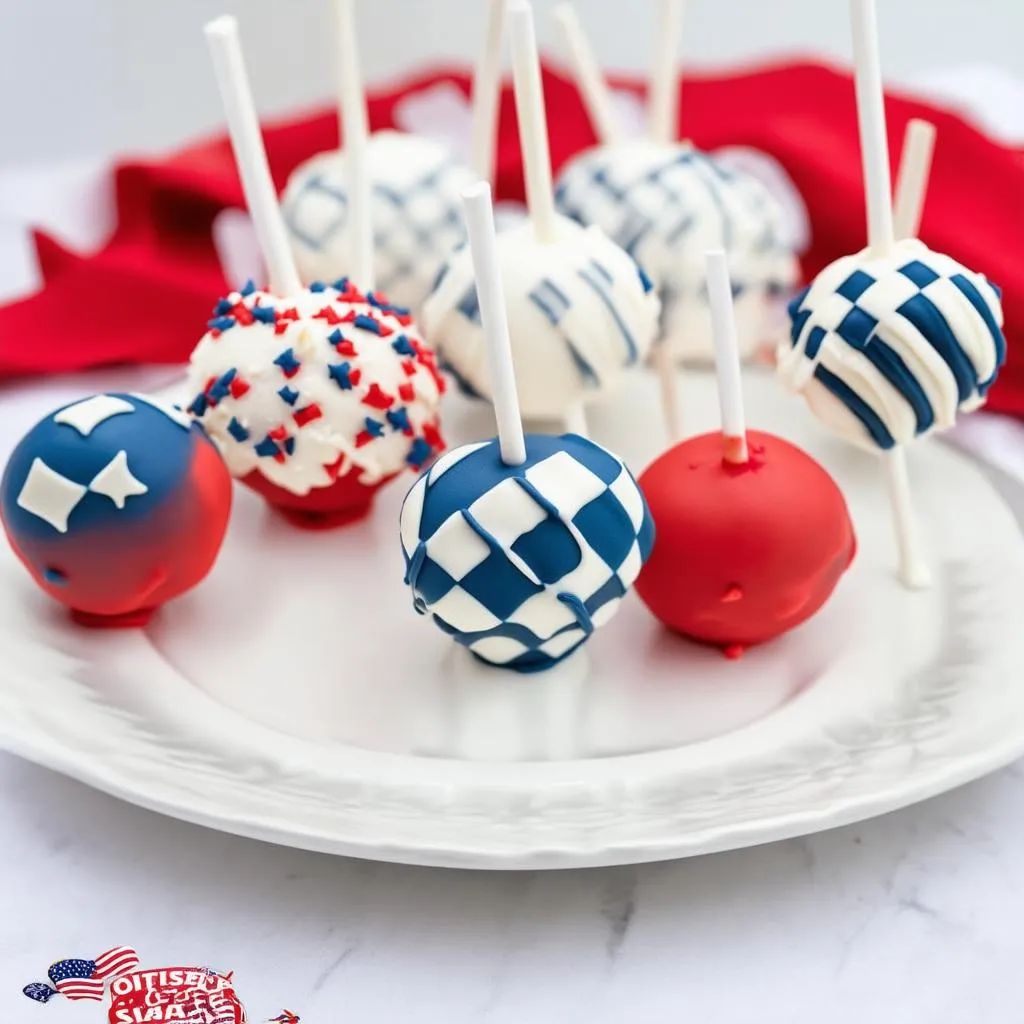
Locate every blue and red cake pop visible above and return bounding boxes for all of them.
[1,393,232,627]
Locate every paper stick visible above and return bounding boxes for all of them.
[706,249,748,464]
[883,449,931,588]
[462,182,527,466]
[204,16,302,297]
[334,0,374,290]
[551,4,621,146]
[469,0,507,183]
[508,0,559,244]
[892,118,936,240]
[648,0,684,144]
[850,0,895,255]
[652,340,682,445]
[563,402,588,438]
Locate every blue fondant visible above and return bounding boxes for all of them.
[406,437,433,466]
[277,386,299,406]
[899,260,940,289]
[814,365,895,449]
[353,314,381,335]
[251,305,276,324]
[240,279,257,297]
[274,348,301,375]
[207,316,236,332]
[227,417,250,442]
[896,293,976,403]
[391,334,416,357]
[328,362,356,390]
[363,417,385,439]
[254,436,280,458]
[309,281,327,292]
[213,297,233,316]
[386,408,412,433]
[836,305,878,349]
[836,269,875,302]
[951,273,1007,372]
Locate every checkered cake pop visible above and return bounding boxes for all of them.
[281,0,507,314]
[402,179,653,672]
[777,0,1007,589]
[779,239,1005,452]
[401,433,654,672]
[551,3,798,365]
[283,133,476,315]
[187,279,445,526]
[1,393,232,627]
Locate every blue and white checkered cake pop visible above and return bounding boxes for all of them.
[550,4,798,365]
[403,179,653,672]
[778,0,1007,589]
[281,0,507,315]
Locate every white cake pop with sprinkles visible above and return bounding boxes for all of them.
[551,2,798,364]
[195,16,444,528]
[778,0,1006,588]
[281,0,507,314]
[402,180,654,672]
[424,0,660,431]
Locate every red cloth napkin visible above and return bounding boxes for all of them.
[3,61,1023,415]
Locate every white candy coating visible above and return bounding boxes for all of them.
[555,142,798,362]
[423,215,660,421]
[186,284,444,495]
[281,131,476,313]
[778,238,1005,452]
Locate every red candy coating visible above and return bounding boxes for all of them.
[634,430,856,650]
[241,468,396,530]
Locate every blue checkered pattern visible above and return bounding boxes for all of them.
[554,147,795,307]
[283,142,472,311]
[785,248,1006,449]
[399,434,654,673]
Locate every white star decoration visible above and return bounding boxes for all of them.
[88,451,148,508]
[129,393,193,430]
[16,459,88,533]
[53,395,135,436]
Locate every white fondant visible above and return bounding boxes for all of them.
[539,629,586,660]
[424,215,660,420]
[778,238,1005,451]
[608,468,646,532]
[129,393,193,430]
[16,458,87,533]
[554,142,800,364]
[399,475,428,557]
[589,596,621,628]
[87,450,148,509]
[430,585,503,632]
[281,131,476,314]
[187,285,443,496]
[524,451,606,517]
[425,511,492,580]
[468,635,530,664]
[53,395,134,436]
[507,591,578,636]
[467,477,548,549]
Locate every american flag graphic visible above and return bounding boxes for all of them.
[47,946,140,1001]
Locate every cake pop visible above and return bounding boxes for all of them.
[551,2,798,366]
[401,181,654,672]
[280,0,506,313]
[777,0,1005,588]
[424,0,660,434]
[1,393,232,628]
[193,16,444,528]
[635,252,855,657]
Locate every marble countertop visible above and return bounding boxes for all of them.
[3,749,1024,1023]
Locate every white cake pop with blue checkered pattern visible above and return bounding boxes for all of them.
[401,432,654,671]
[555,143,798,364]
[282,132,477,314]
[778,239,1005,453]
[424,216,661,420]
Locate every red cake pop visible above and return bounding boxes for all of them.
[635,251,856,657]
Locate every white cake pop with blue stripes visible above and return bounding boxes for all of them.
[778,239,1005,452]
[401,432,654,671]
[424,216,660,420]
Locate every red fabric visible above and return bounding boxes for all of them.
[3,60,1023,414]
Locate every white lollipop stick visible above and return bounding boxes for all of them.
[652,340,682,444]
[893,118,936,241]
[648,0,685,144]
[563,403,588,438]
[508,0,559,244]
[470,0,507,183]
[334,0,374,291]
[462,182,527,466]
[851,0,895,255]
[706,250,748,464]
[551,4,622,147]
[850,0,930,589]
[205,17,302,297]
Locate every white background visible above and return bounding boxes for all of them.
[1,0,1023,165]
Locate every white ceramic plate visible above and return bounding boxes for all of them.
[2,369,1024,869]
